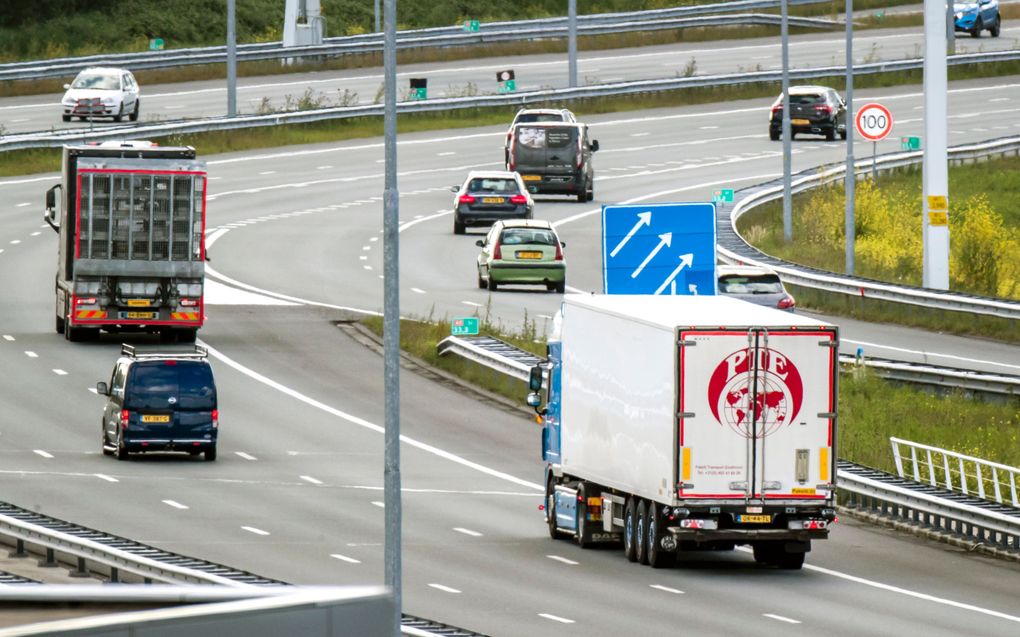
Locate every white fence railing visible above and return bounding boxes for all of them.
[891,437,1020,507]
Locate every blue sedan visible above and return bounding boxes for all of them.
[954,0,1001,37]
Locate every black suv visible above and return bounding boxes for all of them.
[97,345,218,461]
[769,85,847,141]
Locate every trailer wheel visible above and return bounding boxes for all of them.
[575,483,593,549]
[752,542,778,566]
[646,504,675,569]
[177,329,197,344]
[635,499,649,565]
[777,551,805,570]
[623,497,638,562]
[546,478,561,540]
[55,313,65,334]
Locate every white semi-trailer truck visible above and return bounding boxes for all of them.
[527,294,839,569]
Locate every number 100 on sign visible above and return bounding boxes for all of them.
[855,103,893,142]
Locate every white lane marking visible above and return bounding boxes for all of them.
[317,165,333,170]
[369,236,379,242]
[2,335,13,341]
[453,527,483,537]
[371,501,385,508]
[258,171,277,175]
[33,450,53,459]
[630,132,650,137]
[461,301,482,307]
[95,474,118,483]
[30,232,40,236]
[235,451,257,461]
[330,553,361,564]
[546,555,578,565]
[990,97,1010,102]
[52,369,68,376]
[9,240,20,245]
[241,526,271,536]
[410,288,426,294]
[201,341,543,492]
[764,614,801,624]
[362,245,371,250]
[650,584,684,594]
[300,475,324,485]
[162,500,189,510]
[428,583,462,594]
[843,338,1020,373]
[359,256,368,260]
[538,613,575,624]
[699,125,720,129]
[437,151,456,156]
[363,265,373,271]
[15,202,30,207]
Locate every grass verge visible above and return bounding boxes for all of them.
[361,315,1020,475]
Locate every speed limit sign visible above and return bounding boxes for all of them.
[855,103,893,142]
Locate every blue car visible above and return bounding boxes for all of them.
[955,0,1001,37]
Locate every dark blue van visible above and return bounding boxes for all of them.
[98,345,218,461]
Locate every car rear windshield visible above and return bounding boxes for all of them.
[719,274,785,294]
[126,361,216,410]
[71,74,120,90]
[516,126,577,149]
[500,228,558,246]
[467,178,519,194]
[789,93,824,105]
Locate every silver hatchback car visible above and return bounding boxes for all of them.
[717,265,796,311]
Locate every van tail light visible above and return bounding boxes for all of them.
[554,241,563,261]
[493,242,502,260]
[120,410,130,429]
[510,195,528,204]
[778,295,796,310]
[212,409,219,428]
[458,194,476,205]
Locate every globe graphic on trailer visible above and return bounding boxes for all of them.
[719,373,791,439]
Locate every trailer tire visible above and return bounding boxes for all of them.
[575,483,593,549]
[646,504,675,569]
[56,313,65,334]
[777,551,805,570]
[752,542,778,566]
[177,329,197,344]
[635,499,649,565]
[623,497,638,562]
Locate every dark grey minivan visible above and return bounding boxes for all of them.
[97,345,218,461]
[507,122,598,202]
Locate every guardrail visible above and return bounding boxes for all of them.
[891,437,1020,506]
[718,136,1020,321]
[0,0,832,81]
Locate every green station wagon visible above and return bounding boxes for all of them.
[476,219,566,293]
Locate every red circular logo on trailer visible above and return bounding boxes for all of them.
[855,102,894,142]
[707,348,804,439]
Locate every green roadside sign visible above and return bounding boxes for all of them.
[901,136,921,150]
[409,78,427,100]
[463,20,479,32]
[149,38,165,50]
[712,188,734,204]
[451,317,479,336]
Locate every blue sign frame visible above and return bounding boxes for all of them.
[601,202,717,295]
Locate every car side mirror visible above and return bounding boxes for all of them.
[63,83,70,90]
[560,241,566,248]
[475,240,484,247]
[590,140,600,152]
[450,185,459,193]
[96,382,109,396]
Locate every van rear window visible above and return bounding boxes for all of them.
[126,361,215,410]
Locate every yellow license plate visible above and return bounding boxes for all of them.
[125,311,156,319]
[792,118,810,126]
[141,415,170,423]
[516,251,543,259]
[126,299,151,307]
[481,197,504,204]
[737,514,772,524]
[521,175,541,181]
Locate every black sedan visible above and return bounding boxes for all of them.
[769,85,847,141]
[452,171,534,235]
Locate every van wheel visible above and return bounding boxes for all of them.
[102,425,114,456]
[555,281,565,294]
[204,446,217,462]
[62,114,71,122]
[586,182,594,202]
[769,129,779,141]
[623,497,638,562]
[477,271,487,289]
[116,432,129,461]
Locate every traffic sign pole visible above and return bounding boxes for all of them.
[844,0,855,276]
[923,0,950,289]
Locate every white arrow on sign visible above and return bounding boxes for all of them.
[654,253,694,294]
[631,232,672,278]
[609,211,652,258]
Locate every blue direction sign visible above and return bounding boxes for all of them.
[602,202,717,295]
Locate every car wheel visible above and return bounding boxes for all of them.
[769,129,780,141]
[825,128,836,142]
[635,499,649,565]
[487,276,498,292]
[453,218,465,235]
[204,446,217,462]
[990,14,1001,37]
[113,103,124,122]
[623,497,638,562]
[971,16,983,37]
[62,114,71,122]
[555,280,565,294]
[576,482,593,548]
[576,188,586,203]
[840,130,848,141]
[477,270,487,289]
[116,430,129,461]
[130,100,140,121]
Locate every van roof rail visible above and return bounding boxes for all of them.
[120,344,208,359]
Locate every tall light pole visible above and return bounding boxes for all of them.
[568,0,578,87]
[781,0,792,242]
[922,0,950,289]
[227,0,237,117]
[844,0,855,275]
[382,0,402,632]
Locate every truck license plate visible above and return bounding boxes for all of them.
[141,415,170,423]
[123,311,156,319]
[736,514,772,524]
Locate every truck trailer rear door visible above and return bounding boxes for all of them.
[677,328,836,501]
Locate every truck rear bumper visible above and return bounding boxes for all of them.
[666,528,829,542]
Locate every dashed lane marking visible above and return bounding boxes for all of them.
[453,527,483,537]
[162,500,189,510]
[95,474,118,483]
[241,526,270,536]
[330,553,361,564]
[235,452,257,461]
[546,555,578,566]
[650,584,684,594]
[52,369,68,376]
[538,613,575,624]
[300,475,324,485]
[764,614,800,624]
[33,450,53,459]
[428,584,461,594]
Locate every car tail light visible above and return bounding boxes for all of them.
[771,104,782,114]
[179,298,199,307]
[778,295,796,310]
[120,410,130,429]
[815,105,832,116]
[75,297,97,306]
[212,409,219,428]
[458,194,476,204]
[493,242,502,260]
[554,241,563,261]
[510,195,527,204]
